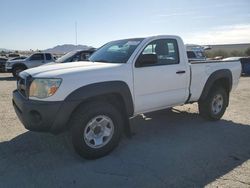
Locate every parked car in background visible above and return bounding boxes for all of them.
[5,53,55,77]
[8,53,20,58]
[223,57,250,75]
[0,56,8,72]
[55,49,96,64]
[9,56,27,61]
[241,57,250,75]
[186,44,209,62]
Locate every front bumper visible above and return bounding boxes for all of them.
[12,90,79,133]
[0,64,5,72]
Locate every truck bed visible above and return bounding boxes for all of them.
[189,60,241,102]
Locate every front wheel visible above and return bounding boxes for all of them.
[12,66,26,78]
[198,87,228,121]
[70,101,123,159]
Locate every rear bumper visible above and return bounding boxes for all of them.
[12,90,79,134]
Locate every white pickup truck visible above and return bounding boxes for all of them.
[12,35,241,159]
[5,52,54,77]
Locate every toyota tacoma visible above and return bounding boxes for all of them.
[12,35,241,159]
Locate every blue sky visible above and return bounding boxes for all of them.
[1,0,250,50]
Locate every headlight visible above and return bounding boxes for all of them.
[29,78,62,99]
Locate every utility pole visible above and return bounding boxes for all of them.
[75,21,78,46]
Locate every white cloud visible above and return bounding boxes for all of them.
[184,24,250,45]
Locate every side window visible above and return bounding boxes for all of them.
[85,53,91,60]
[30,54,44,61]
[142,44,156,54]
[80,52,87,61]
[45,53,52,60]
[140,39,179,66]
[71,53,81,62]
[196,51,205,58]
[187,51,196,58]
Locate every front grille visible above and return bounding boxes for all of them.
[17,76,27,98]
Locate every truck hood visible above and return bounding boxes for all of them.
[21,61,123,77]
[7,59,25,63]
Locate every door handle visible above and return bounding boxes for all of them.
[176,70,186,74]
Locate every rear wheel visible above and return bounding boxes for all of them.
[70,101,123,159]
[12,66,26,78]
[198,87,228,120]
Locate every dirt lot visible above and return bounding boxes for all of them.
[0,73,250,188]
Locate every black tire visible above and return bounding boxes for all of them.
[70,101,123,159]
[198,87,228,121]
[12,66,26,78]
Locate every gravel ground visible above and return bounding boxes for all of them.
[0,73,250,188]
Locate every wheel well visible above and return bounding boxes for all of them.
[70,93,128,120]
[90,93,128,115]
[12,63,27,70]
[212,78,230,93]
[200,70,232,102]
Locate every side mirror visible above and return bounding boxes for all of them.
[135,54,158,67]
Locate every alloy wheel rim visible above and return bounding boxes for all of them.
[211,94,223,115]
[83,115,114,149]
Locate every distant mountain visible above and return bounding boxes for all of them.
[43,44,94,54]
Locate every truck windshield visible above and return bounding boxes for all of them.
[89,38,144,63]
[56,51,77,63]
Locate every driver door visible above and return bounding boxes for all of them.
[133,38,189,113]
[27,53,45,68]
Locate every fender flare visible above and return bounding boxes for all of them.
[199,69,232,101]
[65,81,134,116]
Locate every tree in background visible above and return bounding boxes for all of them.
[245,47,250,56]
[205,49,249,58]
[205,50,229,58]
[230,50,244,57]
